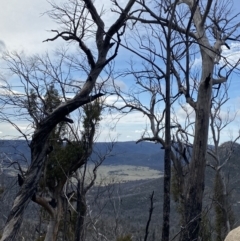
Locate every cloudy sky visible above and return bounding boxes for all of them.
[0,0,240,143]
[0,0,57,53]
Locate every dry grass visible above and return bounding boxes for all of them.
[83,165,163,185]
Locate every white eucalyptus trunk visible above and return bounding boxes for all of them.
[44,196,63,241]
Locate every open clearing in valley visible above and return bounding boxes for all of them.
[83,165,163,185]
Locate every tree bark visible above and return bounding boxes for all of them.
[180,51,214,240]
[0,93,102,241]
[161,7,174,238]
[74,180,87,241]
[214,170,231,240]
[44,195,63,241]
[0,0,136,236]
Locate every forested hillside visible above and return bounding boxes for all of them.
[1,141,240,240]
[0,0,240,240]
[0,140,164,170]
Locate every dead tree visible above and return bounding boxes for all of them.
[0,0,136,240]
[112,0,240,240]
[207,83,240,240]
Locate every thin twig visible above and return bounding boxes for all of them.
[144,191,155,241]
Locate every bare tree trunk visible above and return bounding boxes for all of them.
[162,113,171,241]
[44,192,63,241]
[0,0,136,238]
[214,170,232,240]
[0,94,101,241]
[74,180,87,241]
[221,176,231,235]
[180,52,214,240]
[161,16,173,241]
[45,218,60,241]
[44,209,62,241]
[0,134,49,241]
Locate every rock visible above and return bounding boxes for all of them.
[225,227,240,241]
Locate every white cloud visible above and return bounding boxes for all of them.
[0,121,32,139]
[190,42,240,70]
[18,125,29,130]
[0,0,131,55]
[97,111,150,141]
[0,40,6,52]
[191,57,202,68]
[0,0,239,144]
[135,129,144,133]
[172,103,195,125]
[113,79,128,90]
[220,42,240,66]
[0,0,58,54]
[104,95,126,108]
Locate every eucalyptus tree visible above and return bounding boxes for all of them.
[113,0,240,240]
[207,83,240,240]
[0,51,107,241]
[0,0,136,240]
[26,85,104,241]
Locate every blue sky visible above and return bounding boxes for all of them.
[0,0,240,143]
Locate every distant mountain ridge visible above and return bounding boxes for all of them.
[0,140,164,170]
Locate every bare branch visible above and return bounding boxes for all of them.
[201,0,213,26]
[144,191,154,241]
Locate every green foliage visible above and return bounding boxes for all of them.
[42,89,103,190]
[27,84,62,127]
[28,88,38,115]
[33,85,68,189]
[45,84,68,139]
[46,142,83,184]
[35,86,104,241]
[82,98,103,129]
[44,84,61,113]
[116,234,133,241]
